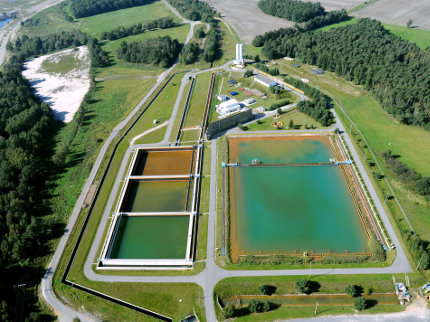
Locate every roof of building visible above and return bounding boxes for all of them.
[254,74,277,86]
[311,68,324,74]
[228,79,237,85]
[217,99,240,110]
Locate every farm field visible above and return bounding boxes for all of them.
[18,0,177,38]
[353,0,430,31]
[203,0,293,44]
[305,0,363,11]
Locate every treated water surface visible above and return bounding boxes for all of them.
[110,216,189,259]
[229,136,368,257]
[121,180,189,212]
[132,150,194,176]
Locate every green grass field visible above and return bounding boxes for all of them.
[98,24,190,77]
[183,72,212,129]
[75,1,178,38]
[213,274,420,320]
[246,108,324,131]
[18,0,177,39]
[40,50,84,74]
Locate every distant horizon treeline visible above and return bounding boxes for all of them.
[256,19,430,128]
[70,0,154,18]
[100,17,176,41]
[167,0,216,22]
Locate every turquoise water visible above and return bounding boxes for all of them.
[0,19,11,30]
[229,137,368,256]
[110,216,189,259]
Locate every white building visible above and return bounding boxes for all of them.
[283,57,295,61]
[216,98,241,116]
[233,43,244,67]
[254,74,278,88]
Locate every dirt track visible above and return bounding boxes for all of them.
[203,0,293,44]
[353,0,430,31]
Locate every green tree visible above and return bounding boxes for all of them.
[258,284,273,295]
[368,238,386,261]
[223,303,236,318]
[354,297,367,310]
[248,299,271,313]
[244,70,253,77]
[420,251,430,270]
[295,279,312,294]
[407,19,412,28]
[289,119,294,129]
[345,284,360,297]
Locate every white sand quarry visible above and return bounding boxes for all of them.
[22,46,90,123]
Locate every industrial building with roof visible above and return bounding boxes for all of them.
[254,74,278,88]
[216,99,242,117]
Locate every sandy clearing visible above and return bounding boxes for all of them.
[203,0,293,44]
[306,0,364,11]
[22,46,91,123]
[353,0,430,31]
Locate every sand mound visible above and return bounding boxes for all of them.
[22,46,91,123]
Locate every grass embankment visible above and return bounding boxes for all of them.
[19,0,177,38]
[246,108,324,131]
[214,274,422,320]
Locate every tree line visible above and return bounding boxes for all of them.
[382,151,430,197]
[284,76,333,126]
[117,35,181,67]
[0,28,109,319]
[70,0,154,18]
[0,57,56,320]
[258,0,325,23]
[100,17,176,41]
[8,30,110,68]
[167,0,216,22]
[258,19,430,128]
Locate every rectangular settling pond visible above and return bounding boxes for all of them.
[132,149,194,176]
[121,179,190,213]
[110,215,189,259]
[228,136,368,259]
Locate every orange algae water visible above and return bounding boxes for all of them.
[228,136,368,258]
[121,180,189,212]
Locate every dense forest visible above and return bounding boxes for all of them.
[168,0,216,22]
[0,57,55,320]
[70,0,154,18]
[202,28,219,62]
[259,19,430,127]
[258,0,324,22]
[180,42,200,64]
[117,36,181,66]
[283,76,333,126]
[100,17,176,41]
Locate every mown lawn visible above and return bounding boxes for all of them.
[75,1,178,38]
[246,108,324,131]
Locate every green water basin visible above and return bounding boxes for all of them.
[132,149,194,176]
[110,215,189,259]
[121,179,190,212]
[229,136,368,256]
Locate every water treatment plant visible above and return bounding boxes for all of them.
[100,146,202,267]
